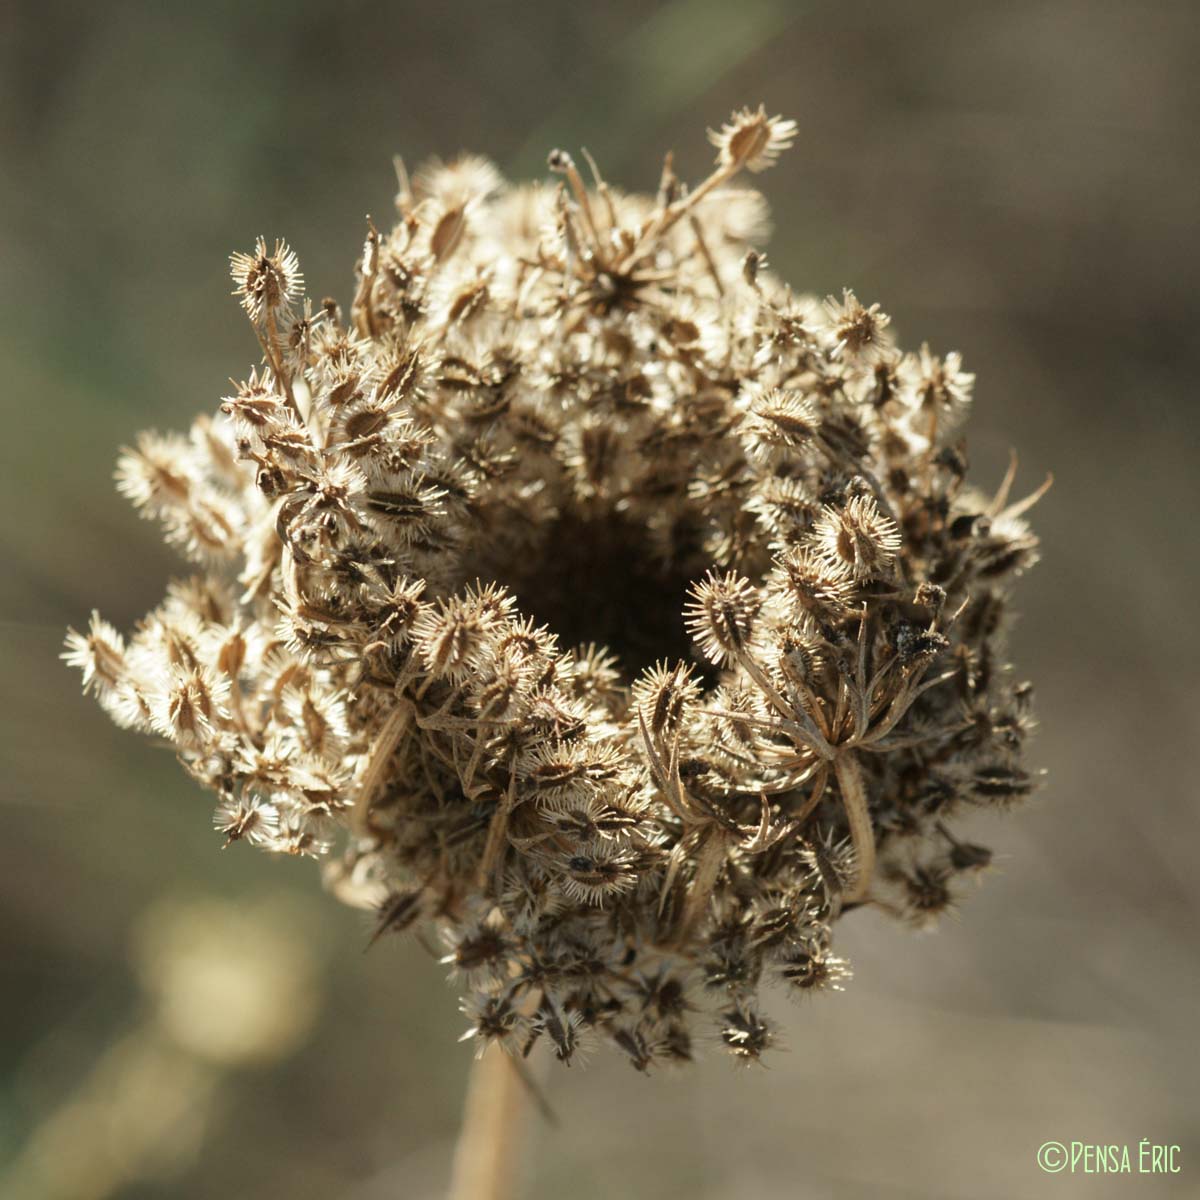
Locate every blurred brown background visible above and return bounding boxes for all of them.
[2,2,1197,1197]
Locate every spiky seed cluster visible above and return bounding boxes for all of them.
[66,107,1046,1071]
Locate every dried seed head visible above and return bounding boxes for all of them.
[213,792,280,849]
[740,384,821,461]
[412,598,488,679]
[823,289,894,363]
[777,946,852,995]
[62,612,127,698]
[708,105,798,173]
[632,660,701,737]
[901,343,974,421]
[685,571,760,664]
[536,998,586,1065]
[813,494,902,581]
[719,1003,775,1063]
[774,546,854,620]
[67,107,1045,1075]
[230,238,303,323]
[459,995,525,1056]
[558,844,638,906]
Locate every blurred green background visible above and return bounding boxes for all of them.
[2,2,1198,1197]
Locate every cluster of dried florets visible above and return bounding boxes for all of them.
[66,107,1047,1069]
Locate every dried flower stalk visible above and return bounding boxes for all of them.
[449,1051,526,1200]
[66,106,1047,1079]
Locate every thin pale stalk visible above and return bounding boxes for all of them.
[675,829,728,943]
[350,701,412,835]
[476,767,517,891]
[833,751,875,904]
[449,1050,527,1200]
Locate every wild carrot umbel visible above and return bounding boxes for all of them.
[66,106,1047,1071]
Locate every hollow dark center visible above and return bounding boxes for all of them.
[481,510,706,679]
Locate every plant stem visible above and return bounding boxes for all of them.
[675,828,728,943]
[833,750,875,904]
[349,701,412,835]
[448,1051,527,1200]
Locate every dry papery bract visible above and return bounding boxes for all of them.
[66,106,1047,1070]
